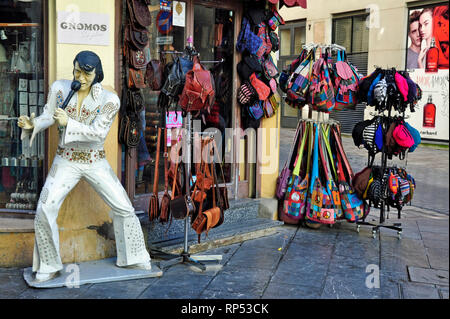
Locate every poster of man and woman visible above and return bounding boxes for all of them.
[406,3,449,142]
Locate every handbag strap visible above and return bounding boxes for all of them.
[171,142,181,200]
[163,127,169,193]
[292,121,309,176]
[287,120,304,172]
[310,123,320,193]
[212,139,226,185]
[153,127,161,195]
[332,124,354,181]
[321,124,337,181]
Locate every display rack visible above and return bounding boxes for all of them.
[149,44,222,271]
[356,102,404,239]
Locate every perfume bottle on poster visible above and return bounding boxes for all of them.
[425,37,439,73]
[423,95,436,128]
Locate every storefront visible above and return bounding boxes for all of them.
[0,0,282,267]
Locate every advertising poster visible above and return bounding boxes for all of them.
[406,3,449,141]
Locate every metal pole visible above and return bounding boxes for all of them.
[183,112,192,255]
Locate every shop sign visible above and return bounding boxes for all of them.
[173,1,185,27]
[156,36,173,45]
[57,11,110,46]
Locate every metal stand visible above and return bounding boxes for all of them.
[356,99,403,239]
[150,112,222,271]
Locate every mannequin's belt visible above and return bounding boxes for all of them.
[56,146,106,164]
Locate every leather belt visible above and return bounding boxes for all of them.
[56,146,106,164]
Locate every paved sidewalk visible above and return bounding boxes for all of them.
[0,205,448,299]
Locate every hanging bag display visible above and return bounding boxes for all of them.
[282,121,311,222]
[305,124,324,225]
[321,124,343,219]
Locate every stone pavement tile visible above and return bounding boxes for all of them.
[380,236,427,259]
[0,270,30,298]
[77,277,159,299]
[225,246,283,271]
[293,228,338,246]
[139,283,207,299]
[271,260,328,288]
[240,229,296,251]
[426,247,449,270]
[379,273,403,299]
[283,241,334,261]
[420,231,449,250]
[18,284,94,299]
[205,266,272,297]
[380,252,429,274]
[417,218,449,234]
[333,232,380,260]
[320,274,382,299]
[199,288,261,299]
[327,254,379,277]
[408,266,449,286]
[401,282,440,299]
[437,286,449,299]
[262,281,322,299]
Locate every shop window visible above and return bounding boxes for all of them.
[0,0,45,213]
[332,13,369,74]
[278,20,306,128]
[330,13,369,134]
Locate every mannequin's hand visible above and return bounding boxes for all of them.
[18,113,35,130]
[53,108,68,127]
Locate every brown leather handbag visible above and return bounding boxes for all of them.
[146,60,163,91]
[149,127,161,221]
[128,68,146,89]
[127,0,151,30]
[191,139,222,242]
[159,128,171,223]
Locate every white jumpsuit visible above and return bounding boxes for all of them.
[25,80,150,274]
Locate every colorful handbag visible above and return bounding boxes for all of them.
[236,17,263,55]
[263,55,280,80]
[276,121,303,200]
[247,100,264,120]
[282,122,311,222]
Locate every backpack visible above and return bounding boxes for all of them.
[179,56,215,115]
[333,50,359,110]
[308,50,335,112]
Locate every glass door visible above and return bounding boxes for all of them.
[193,2,236,189]
[278,21,306,128]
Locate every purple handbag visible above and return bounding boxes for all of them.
[247,100,264,120]
[276,121,303,199]
[236,18,263,55]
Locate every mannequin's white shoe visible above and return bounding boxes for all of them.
[120,261,152,270]
[35,271,58,282]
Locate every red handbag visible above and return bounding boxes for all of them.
[249,73,270,101]
[179,56,215,114]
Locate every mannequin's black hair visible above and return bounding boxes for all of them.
[73,51,104,84]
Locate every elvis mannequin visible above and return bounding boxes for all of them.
[18,51,151,282]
